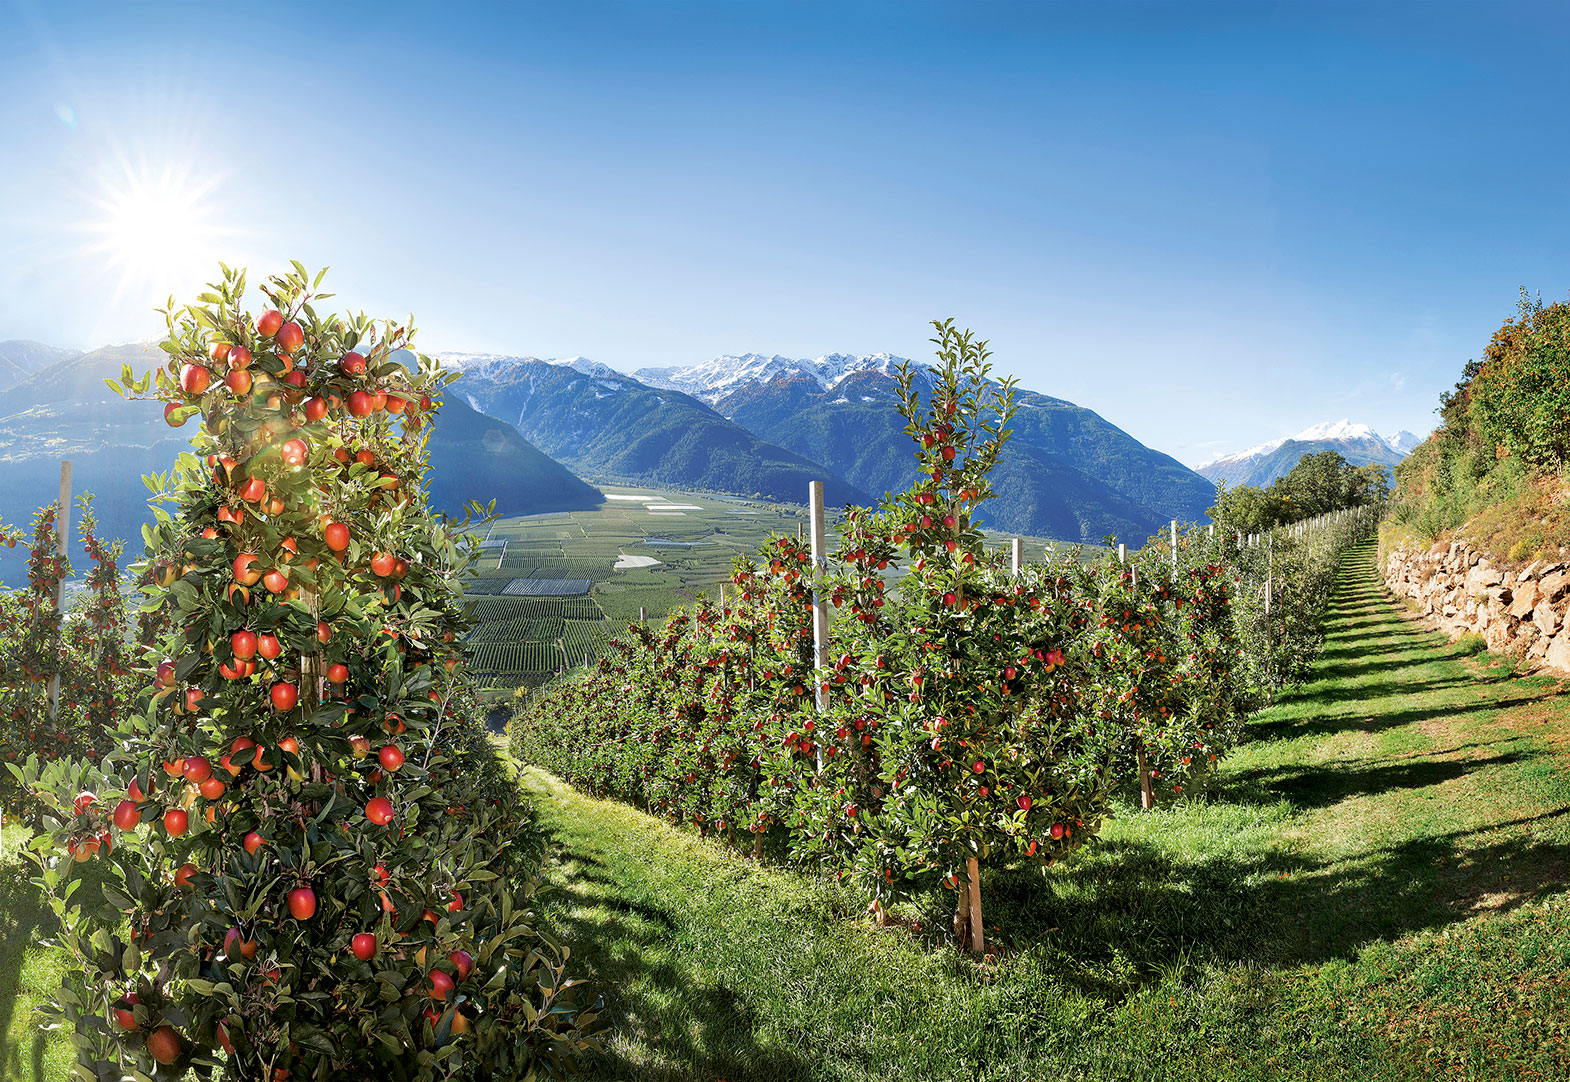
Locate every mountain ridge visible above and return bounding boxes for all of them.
[1197,418,1423,487]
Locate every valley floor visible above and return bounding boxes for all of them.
[5,542,1570,1080]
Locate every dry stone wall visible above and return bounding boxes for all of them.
[1383,538,1570,674]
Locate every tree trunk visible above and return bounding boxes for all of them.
[1138,743,1155,811]
[752,833,763,860]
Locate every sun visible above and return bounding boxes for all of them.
[78,156,234,305]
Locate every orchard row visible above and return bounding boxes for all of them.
[512,324,1381,950]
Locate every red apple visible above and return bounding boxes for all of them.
[450,949,474,980]
[173,862,198,888]
[112,799,141,831]
[233,553,263,585]
[257,632,282,660]
[347,390,373,417]
[429,970,455,1000]
[180,364,211,395]
[112,993,141,1030]
[164,402,189,427]
[163,808,189,837]
[225,368,252,396]
[181,756,212,783]
[287,886,316,920]
[243,830,266,855]
[229,345,253,369]
[303,395,328,422]
[339,351,366,376]
[351,932,378,961]
[231,630,258,660]
[328,663,350,684]
[271,682,298,712]
[365,796,395,825]
[324,522,350,551]
[147,1025,183,1065]
[378,744,404,772]
[276,321,304,354]
[255,309,283,338]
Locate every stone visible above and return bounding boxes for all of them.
[1536,604,1563,639]
[1429,540,1451,556]
[1539,570,1570,604]
[1546,631,1570,674]
[1508,582,1539,619]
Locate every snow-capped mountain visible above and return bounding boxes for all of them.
[439,352,623,382]
[1197,419,1426,488]
[633,352,915,404]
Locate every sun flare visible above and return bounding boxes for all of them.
[79,157,233,304]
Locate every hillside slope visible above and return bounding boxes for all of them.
[441,354,871,507]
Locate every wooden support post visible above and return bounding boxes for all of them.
[1117,543,1126,564]
[808,481,830,716]
[967,856,984,954]
[638,606,646,623]
[1170,520,1178,573]
[48,460,72,725]
[1010,537,1023,576]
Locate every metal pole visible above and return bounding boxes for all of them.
[48,460,72,725]
[808,481,830,715]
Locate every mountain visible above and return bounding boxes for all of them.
[438,353,871,507]
[425,392,604,517]
[0,340,81,392]
[635,353,1216,544]
[1197,420,1418,488]
[0,341,602,556]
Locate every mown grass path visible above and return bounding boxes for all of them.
[521,542,1570,1082]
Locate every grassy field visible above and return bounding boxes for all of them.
[462,487,1072,695]
[515,541,1570,1082]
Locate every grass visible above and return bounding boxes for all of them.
[0,822,72,1082]
[518,541,1570,1081]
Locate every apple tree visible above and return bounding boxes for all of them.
[9,265,597,1081]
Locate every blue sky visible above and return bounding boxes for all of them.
[2,0,1567,466]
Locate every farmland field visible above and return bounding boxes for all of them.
[462,486,1076,695]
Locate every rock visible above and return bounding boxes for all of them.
[1429,540,1451,557]
[1536,604,1563,639]
[1519,560,1543,582]
[1546,632,1570,674]
[1539,570,1570,604]
[1508,583,1539,619]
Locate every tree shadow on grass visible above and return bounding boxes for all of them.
[1249,691,1550,742]
[1215,750,1535,809]
[532,823,812,1082]
[0,843,52,1082]
[980,809,1570,1002]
